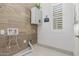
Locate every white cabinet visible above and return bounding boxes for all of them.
[31,7,42,24]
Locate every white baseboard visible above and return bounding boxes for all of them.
[13,47,32,56]
[37,43,74,56]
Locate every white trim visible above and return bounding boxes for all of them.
[13,47,32,56]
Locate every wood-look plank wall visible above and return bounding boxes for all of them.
[0,3,37,55]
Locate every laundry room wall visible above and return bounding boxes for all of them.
[38,3,74,52]
[0,3,37,55]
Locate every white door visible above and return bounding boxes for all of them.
[74,4,79,56]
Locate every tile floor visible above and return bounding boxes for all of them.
[24,44,69,56]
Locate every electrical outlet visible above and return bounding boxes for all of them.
[24,40,26,43]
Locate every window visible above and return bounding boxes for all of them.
[53,4,63,29]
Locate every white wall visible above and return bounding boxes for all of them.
[38,3,74,51]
